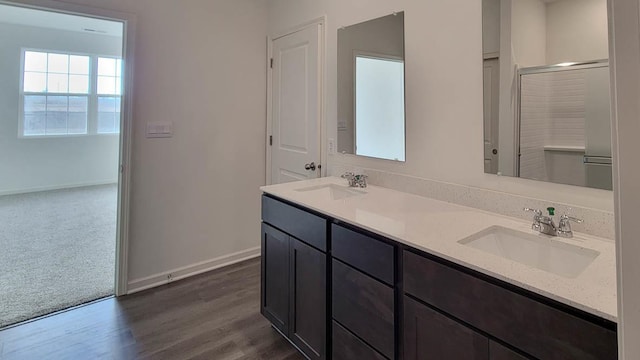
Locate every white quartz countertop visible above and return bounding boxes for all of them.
[260,177,617,322]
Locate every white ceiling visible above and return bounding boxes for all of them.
[0,4,123,37]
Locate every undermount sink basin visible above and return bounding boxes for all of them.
[294,183,366,200]
[458,226,600,278]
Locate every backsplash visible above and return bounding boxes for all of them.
[330,164,615,240]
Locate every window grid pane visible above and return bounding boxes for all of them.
[97,76,117,95]
[68,74,89,94]
[24,72,47,92]
[47,53,69,74]
[98,57,116,76]
[68,96,88,134]
[69,55,90,75]
[47,73,68,93]
[24,95,46,136]
[45,96,68,135]
[24,51,47,72]
[97,96,119,133]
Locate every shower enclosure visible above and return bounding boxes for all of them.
[517,60,612,190]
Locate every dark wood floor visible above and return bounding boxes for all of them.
[0,258,305,360]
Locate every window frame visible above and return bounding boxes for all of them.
[18,48,122,139]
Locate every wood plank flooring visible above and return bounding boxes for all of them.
[0,258,305,360]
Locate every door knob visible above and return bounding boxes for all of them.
[492,149,498,155]
[304,162,316,171]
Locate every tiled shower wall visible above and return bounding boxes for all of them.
[519,69,588,184]
[519,73,551,181]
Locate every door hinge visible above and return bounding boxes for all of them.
[119,164,125,173]
[269,135,273,146]
[270,58,273,69]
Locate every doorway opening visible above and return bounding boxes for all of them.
[0,2,130,328]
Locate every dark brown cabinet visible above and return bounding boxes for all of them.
[404,296,489,360]
[260,195,617,360]
[261,196,327,360]
[403,250,616,360]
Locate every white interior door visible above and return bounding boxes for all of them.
[270,24,321,184]
[483,58,500,174]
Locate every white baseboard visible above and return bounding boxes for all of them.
[0,180,118,196]
[126,246,261,295]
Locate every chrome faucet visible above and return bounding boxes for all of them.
[523,208,543,232]
[557,214,583,238]
[341,172,368,188]
[524,207,583,238]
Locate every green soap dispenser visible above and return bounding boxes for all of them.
[547,207,555,216]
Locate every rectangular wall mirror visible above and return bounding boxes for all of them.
[482,0,612,190]
[337,12,406,162]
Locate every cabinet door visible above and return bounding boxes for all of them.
[290,237,326,359]
[404,296,489,360]
[261,223,290,335]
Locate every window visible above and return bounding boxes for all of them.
[21,50,122,137]
[354,55,405,161]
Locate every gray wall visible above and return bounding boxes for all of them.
[44,0,269,288]
[0,22,122,194]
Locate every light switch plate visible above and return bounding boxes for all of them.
[146,121,173,138]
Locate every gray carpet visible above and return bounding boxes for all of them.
[0,184,117,328]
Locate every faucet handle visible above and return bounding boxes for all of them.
[341,172,355,179]
[523,208,542,231]
[523,207,542,216]
[558,214,583,238]
[560,214,583,223]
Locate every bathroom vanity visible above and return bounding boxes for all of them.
[260,177,617,360]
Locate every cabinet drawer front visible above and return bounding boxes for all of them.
[403,250,617,360]
[332,259,394,359]
[404,296,489,360]
[332,224,394,285]
[489,341,530,360]
[332,321,386,360]
[262,195,327,251]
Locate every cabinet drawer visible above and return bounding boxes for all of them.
[489,341,530,360]
[404,296,488,360]
[332,321,386,360]
[332,259,394,359]
[332,224,394,285]
[403,250,617,360]
[262,195,327,251]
